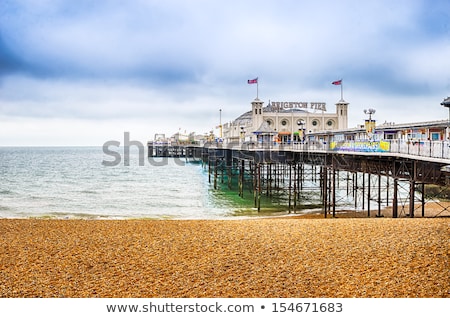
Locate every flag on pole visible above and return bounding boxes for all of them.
[248,77,259,98]
[332,79,344,100]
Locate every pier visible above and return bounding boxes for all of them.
[146,96,450,218]
[147,138,450,218]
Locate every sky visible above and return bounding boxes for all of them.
[0,0,449,146]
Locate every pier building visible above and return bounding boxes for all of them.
[222,98,348,145]
[148,97,450,218]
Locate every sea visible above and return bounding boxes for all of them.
[0,147,292,220]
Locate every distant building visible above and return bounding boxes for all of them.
[154,133,166,142]
[222,98,348,144]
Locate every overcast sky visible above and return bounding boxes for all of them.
[1,0,449,146]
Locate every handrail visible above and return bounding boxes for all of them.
[214,140,450,161]
[150,139,450,161]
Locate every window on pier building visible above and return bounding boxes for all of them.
[345,135,354,141]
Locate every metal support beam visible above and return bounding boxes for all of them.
[367,173,371,217]
[409,179,415,218]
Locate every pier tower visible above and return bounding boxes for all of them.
[336,100,349,130]
[251,98,264,132]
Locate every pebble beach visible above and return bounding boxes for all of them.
[0,217,448,298]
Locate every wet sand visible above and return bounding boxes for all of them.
[0,217,448,298]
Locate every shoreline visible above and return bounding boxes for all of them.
[1,217,448,298]
[2,201,449,221]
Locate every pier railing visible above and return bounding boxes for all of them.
[387,140,450,159]
[218,139,450,161]
[149,139,450,162]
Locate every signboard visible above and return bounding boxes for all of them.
[330,140,390,152]
[365,119,376,134]
[271,101,327,112]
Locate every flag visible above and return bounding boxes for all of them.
[332,79,342,85]
[248,78,258,84]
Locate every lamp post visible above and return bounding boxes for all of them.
[364,108,376,121]
[219,108,222,139]
[441,97,450,140]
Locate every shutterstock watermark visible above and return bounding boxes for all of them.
[102,132,187,167]
[102,131,332,167]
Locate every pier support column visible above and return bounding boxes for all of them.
[238,160,244,198]
[367,173,371,217]
[377,172,382,217]
[257,163,261,212]
[274,164,279,192]
[208,157,211,184]
[248,161,253,196]
[214,160,218,190]
[409,161,417,218]
[252,162,261,210]
[421,183,425,217]
[322,166,328,218]
[386,176,390,207]
[393,178,398,218]
[300,163,304,191]
[409,179,415,218]
[319,166,324,201]
[332,165,336,218]
[228,166,232,190]
[346,171,350,197]
[354,172,358,209]
[293,164,297,213]
[362,173,365,211]
[288,163,292,213]
[266,163,272,197]
[253,162,257,208]
[328,167,332,216]
[221,159,224,185]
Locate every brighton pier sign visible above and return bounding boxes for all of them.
[271,101,327,112]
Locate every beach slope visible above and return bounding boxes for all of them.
[0,218,448,297]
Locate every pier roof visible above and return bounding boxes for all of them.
[253,121,276,135]
[232,105,310,126]
[233,110,252,125]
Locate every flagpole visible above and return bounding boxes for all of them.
[257,80,259,99]
[332,79,344,101]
